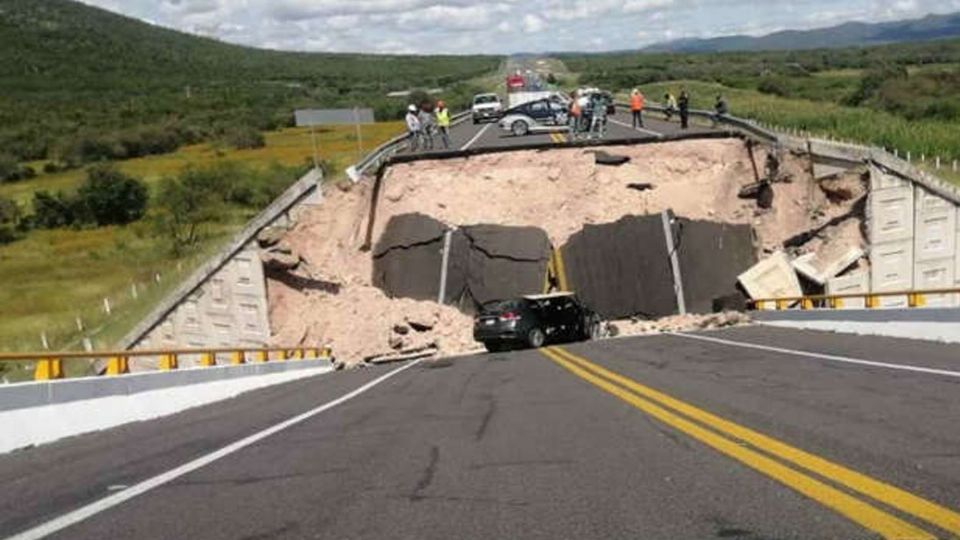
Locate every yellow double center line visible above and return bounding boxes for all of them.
[541,346,960,539]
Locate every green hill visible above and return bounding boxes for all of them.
[0,0,500,162]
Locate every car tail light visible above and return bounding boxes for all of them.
[499,312,521,321]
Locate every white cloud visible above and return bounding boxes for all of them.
[76,0,959,54]
[522,13,545,33]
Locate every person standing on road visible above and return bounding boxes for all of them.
[713,94,729,127]
[630,88,645,129]
[664,92,678,121]
[569,91,583,136]
[418,101,436,150]
[678,88,690,130]
[405,104,421,151]
[435,100,451,149]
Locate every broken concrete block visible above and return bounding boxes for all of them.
[825,271,869,309]
[812,163,850,181]
[595,151,630,166]
[257,227,285,248]
[792,246,864,286]
[260,251,300,271]
[737,251,803,302]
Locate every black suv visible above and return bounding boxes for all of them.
[473,293,602,352]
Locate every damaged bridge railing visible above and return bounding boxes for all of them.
[615,100,780,143]
[351,110,472,179]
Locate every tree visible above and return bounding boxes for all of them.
[76,165,148,226]
[153,173,224,254]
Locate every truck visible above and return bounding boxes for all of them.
[505,70,556,109]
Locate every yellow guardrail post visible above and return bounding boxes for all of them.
[231,351,245,365]
[34,357,64,381]
[865,295,879,309]
[159,353,178,371]
[256,350,269,363]
[199,352,216,367]
[106,355,130,376]
[321,346,333,359]
[277,349,288,362]
[828,296,844,309]
[908,293,926,308]
[801,298,814,310]
[776,299,788,310]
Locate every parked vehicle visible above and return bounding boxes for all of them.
[473,292,603,352]
[498,96,569,136]
[472,93,503,124]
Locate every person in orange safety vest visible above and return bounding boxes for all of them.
[630,88,645,129]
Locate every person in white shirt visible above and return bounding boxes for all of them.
[405,104,421,151]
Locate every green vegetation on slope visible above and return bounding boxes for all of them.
[0,0,501,163]
[0,123,405,361]
[561,39,960,161]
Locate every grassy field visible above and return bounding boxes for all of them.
[0,121,406,368]
[2,122,404,203]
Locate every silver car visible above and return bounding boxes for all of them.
[498,98,570,136]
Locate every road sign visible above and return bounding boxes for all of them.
[294,108,376,169]
[294,108,375,127]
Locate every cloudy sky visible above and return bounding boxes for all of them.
[79,0,960,54]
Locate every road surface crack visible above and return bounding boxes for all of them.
[410,445,439,501]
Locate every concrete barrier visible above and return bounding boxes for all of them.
[753,308,960,344]
[0,359,332,453]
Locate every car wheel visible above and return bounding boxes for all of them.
[527,328,545,349]
[511,120,529,137]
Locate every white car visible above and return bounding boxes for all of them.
[472,93,503,124]
[498,97,569,136]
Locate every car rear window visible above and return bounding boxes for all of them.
[480,299,525,314]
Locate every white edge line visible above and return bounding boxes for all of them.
[608,118,662,138]
[7,359,424,540]
[670,332,960,379]
[460,122,492,151]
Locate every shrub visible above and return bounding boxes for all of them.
[32,191,79,229]
[76,165,148,226]
[223,127,266,150]
[0,196,21,244]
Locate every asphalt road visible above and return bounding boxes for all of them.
[3,326,960,539]
[399,107,717,155]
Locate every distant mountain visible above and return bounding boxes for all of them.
[643,12,960,53]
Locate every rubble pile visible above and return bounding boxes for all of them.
[266,139,867,365]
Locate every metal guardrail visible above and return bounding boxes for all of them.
[352,110,473,177]
[749,288,960,311]
[1,346,333,381]
[615,101,780,143]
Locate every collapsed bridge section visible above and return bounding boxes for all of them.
[373,212,758,321]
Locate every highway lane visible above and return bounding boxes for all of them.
[3,327,959,539]
[397,106,719,156]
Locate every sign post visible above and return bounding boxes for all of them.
[294,108,376,171]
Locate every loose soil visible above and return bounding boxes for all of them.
[268,138,862,364]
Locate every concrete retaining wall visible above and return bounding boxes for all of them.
[754,308,960,344]
[119,169,325,354]
[0,359,332,453]
[862,163,960,308]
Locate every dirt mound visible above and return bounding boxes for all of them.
[267,138,859,365]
